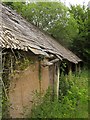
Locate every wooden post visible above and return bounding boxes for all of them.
[49,60,60,100]
[68,62,72,80]
[78,63,81,75]
[49,64,54,101]
[10,55,13,74]
[75,64,77,76]
[50,63,55,101]
[38,59,42,96]
[56,62,60,99]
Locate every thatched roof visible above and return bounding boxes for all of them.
[0,4,82,64]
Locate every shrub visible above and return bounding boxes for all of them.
[26,70,88,118]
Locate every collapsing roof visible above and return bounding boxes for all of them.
[0,4,82,64]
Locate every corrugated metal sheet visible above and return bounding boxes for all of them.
[0,4,82,64]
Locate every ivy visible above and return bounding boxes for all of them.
[2,49,35,118]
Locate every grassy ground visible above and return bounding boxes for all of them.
[26,69,88,118]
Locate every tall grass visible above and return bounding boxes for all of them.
[26,69,88,118]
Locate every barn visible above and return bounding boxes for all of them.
[0,4,82,118]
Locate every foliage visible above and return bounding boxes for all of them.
[4,2,89,64]
[4,2,78,47]
[59,74,71,100]
[2,50,35,118]
[2,89,10,118]
[1,2,89,118]
[26,70,88,118]
[69,5,89,64]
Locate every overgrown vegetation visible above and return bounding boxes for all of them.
[1,1,89,118]
[26,70,88,118]
[2,50,35,118]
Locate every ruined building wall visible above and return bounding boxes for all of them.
[9,56,50,118]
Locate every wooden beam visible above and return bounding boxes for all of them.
[41,61,53,67]
[75,64,78,76]
[50,58,59,63]
[46,54,54,59]
[42,58,59,67]
[68,62,72,80]
[78,63,81,75]
[56,62,60,99]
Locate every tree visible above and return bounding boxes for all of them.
[4,2,89,64]
[69,5,89,64]
[4,2,78,47]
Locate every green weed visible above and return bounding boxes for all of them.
[27,69,88,118]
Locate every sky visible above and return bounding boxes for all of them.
[25,0,90,7]
[60,0,90,7]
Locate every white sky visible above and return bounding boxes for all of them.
[26,0,90,7]
[60,0,90,7]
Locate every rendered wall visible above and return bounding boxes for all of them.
[9,56,50,118]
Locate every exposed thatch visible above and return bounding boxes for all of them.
[0,4,82,64]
